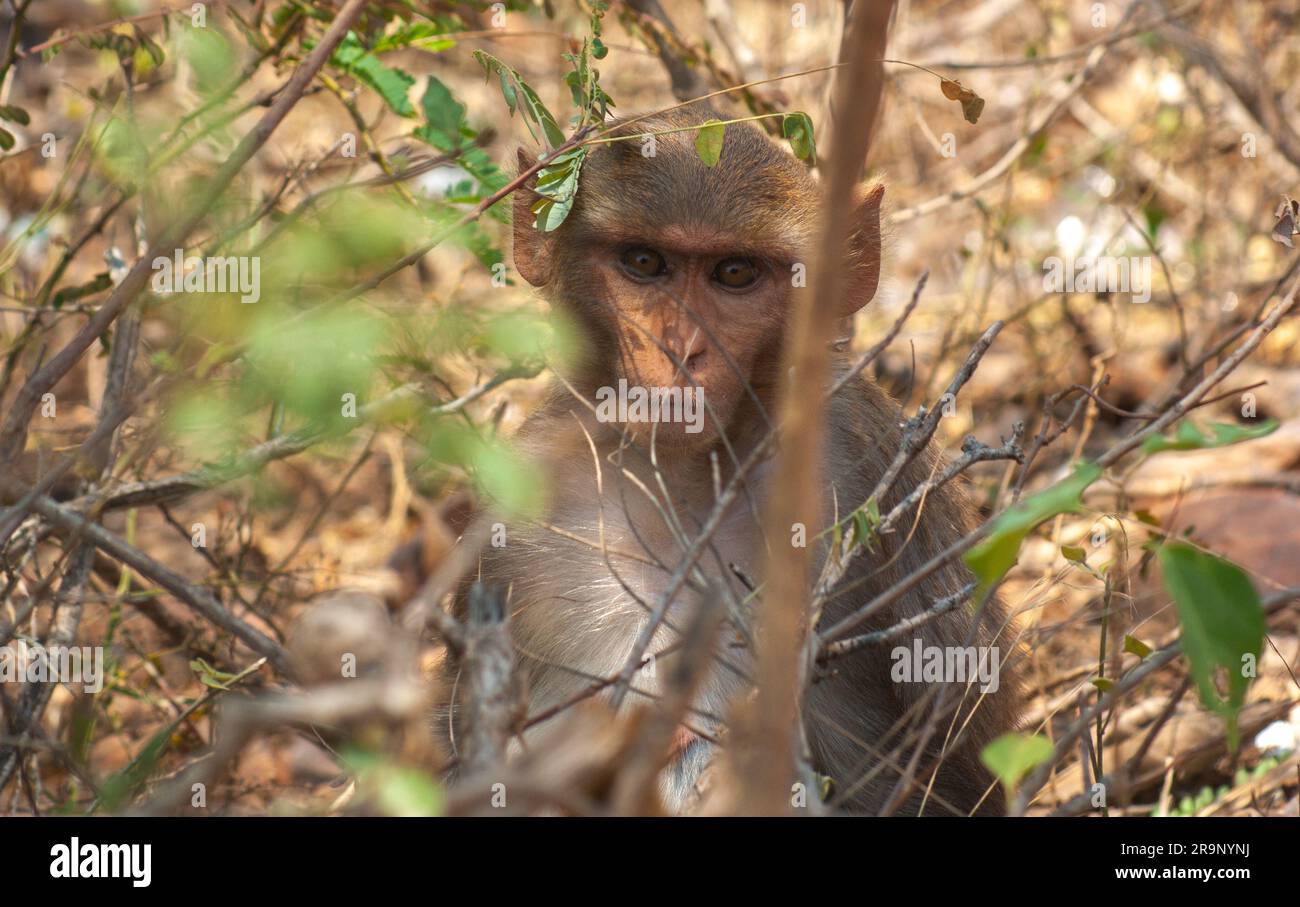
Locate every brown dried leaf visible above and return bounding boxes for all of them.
[939,78,985,124]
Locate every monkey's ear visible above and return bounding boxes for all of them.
[842,182,885,314]
[513,148,553,287]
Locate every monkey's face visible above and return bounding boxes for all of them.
[512,108,884,449]
[573,228,790,448]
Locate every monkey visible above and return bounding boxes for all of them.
[440,106,1022,815]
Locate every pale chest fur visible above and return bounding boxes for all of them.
[486,452,759,727]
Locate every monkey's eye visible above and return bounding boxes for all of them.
[619,247,668,281]
[712,257,759,290]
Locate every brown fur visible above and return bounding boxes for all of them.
[443,108,1021,814]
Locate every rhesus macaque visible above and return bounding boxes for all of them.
[443,107,1021,814]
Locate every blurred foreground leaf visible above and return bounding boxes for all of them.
[1140,418,1278,455]
[965,462,1101,599]
[344,750,441,817]
[981,732,1053,801]
[1158,542,1263,751]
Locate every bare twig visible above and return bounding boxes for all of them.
[821,582,976,661]
[458,583,525,777]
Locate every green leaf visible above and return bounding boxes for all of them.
[179,26,235,96]
[190,657,237,691]
[167,392,243,462]
[417,75,465,147]
[426,202,506,268]
[373,22,457,54]
[244,307,388,427]
[473,50,565,150]
[52,272,113,309]
[481,310,561,365]
[95,116,148,187]
[411,77,509,220]
[1091,677,1114,692]
[0,125,15,151]
[1123,634,1153,658]
[458,145,510,198]
[333,32,416,117]
[561,25,615,126]
[1061,545,1086,563]
[782,112,817,162]
[852,509,871,550]
[848,497,880,551]
[263,192,426,281]
[694,119,725,167]
[1024,133,1049,167]
[1157,542,1264,751]
[980,732,1053,796]
[97,715,178,810]
[530,146,586,232]
[964,462,1102,599]
[1134,508,1160,527]
[97,657,263,810]
[1141,419,1279,455]
[374,766,442,817]
[0,104,30,126]
[427,422,544,518]
[136,27,165,69]
[1143,201,1167,241]
[344,750,442,817]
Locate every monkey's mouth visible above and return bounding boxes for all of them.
[668,725,697,760]
[666,725,711,772]
[661,726,712,811]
